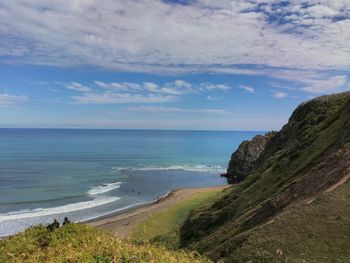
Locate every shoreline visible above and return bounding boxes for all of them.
[0,185,229,240]
[87,184,229,238]
[83,191,174,224]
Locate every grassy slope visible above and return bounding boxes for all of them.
[180,92,350,262]
[130,188,228,249]
[222,180,350,262]
[0,224,210,263]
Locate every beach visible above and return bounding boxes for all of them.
[87,185,229,238]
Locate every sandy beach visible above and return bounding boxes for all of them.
[87,185,229,238]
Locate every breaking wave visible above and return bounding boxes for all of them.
[112,164,225,173]
[87,182,122,195]
[0,196,120,222]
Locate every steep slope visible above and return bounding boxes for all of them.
[180,92,350,262]
[213,179,350,262]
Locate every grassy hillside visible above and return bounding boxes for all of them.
[0,223,210,263]
[224,180,350,262]
[180,92,350,262]
[130,188,228,249]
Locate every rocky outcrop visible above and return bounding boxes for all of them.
[223,133,275,184]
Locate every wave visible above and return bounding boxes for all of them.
[112,164,226,173]
[0,196,120,222]
[87,182,122,195]
[0,194,86,205]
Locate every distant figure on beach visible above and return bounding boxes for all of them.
[63,217,71,225]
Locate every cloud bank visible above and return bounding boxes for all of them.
[0,94,29,106]
[69,80,231,104]
[0,0,349,73]
[127,106,227,114]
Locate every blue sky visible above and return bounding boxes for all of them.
[0,0,349,130]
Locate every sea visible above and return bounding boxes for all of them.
[0,129,262,236]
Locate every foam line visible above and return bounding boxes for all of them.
[88,182,122,195]
[0,196,120,222]
[112,164,225,173]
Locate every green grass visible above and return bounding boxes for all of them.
[222,180,350,262]
[0,223,211,263]
[130,188,227,249]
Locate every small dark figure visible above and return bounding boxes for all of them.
[63,217,71,226]
[52,219,60,229]
[46,224,53,231]
[47,219,59,232]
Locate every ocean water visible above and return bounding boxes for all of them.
[0,129,262,236]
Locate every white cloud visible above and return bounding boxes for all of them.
[95,80,196,95]
[239,85,256,94]
[126,106,227,114]
[0,0,349,73]
[65,82,91,92]
[0,94,30,106]
[305,4,338,18]
[143,82,159,92]
[206,95,221,101]
[144,81,197,95]
[268,71,349,94]
[69,79,231,104]
[174,80,192,89]
[199,83,231,92]
[95,79,227,93]
[273,91,288,99]
[300,75,348,94]
[215,68,349,95]
[95,81,142,92]
[72,93,175,105]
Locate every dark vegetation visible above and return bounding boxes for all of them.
[180,92,350,262]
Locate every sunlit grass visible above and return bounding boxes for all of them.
[0,223,210,263]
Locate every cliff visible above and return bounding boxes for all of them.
[223,133,275,183]
[180,91,350,262]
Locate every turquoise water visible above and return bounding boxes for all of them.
[0,129,262,236]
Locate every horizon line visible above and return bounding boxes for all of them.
[0,127,269,133]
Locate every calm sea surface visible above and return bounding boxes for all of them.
[0,129,262,236]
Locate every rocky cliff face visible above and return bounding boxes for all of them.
[180,92,350,262]
[223,134,274,183]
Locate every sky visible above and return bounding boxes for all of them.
[0,0,350,131]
